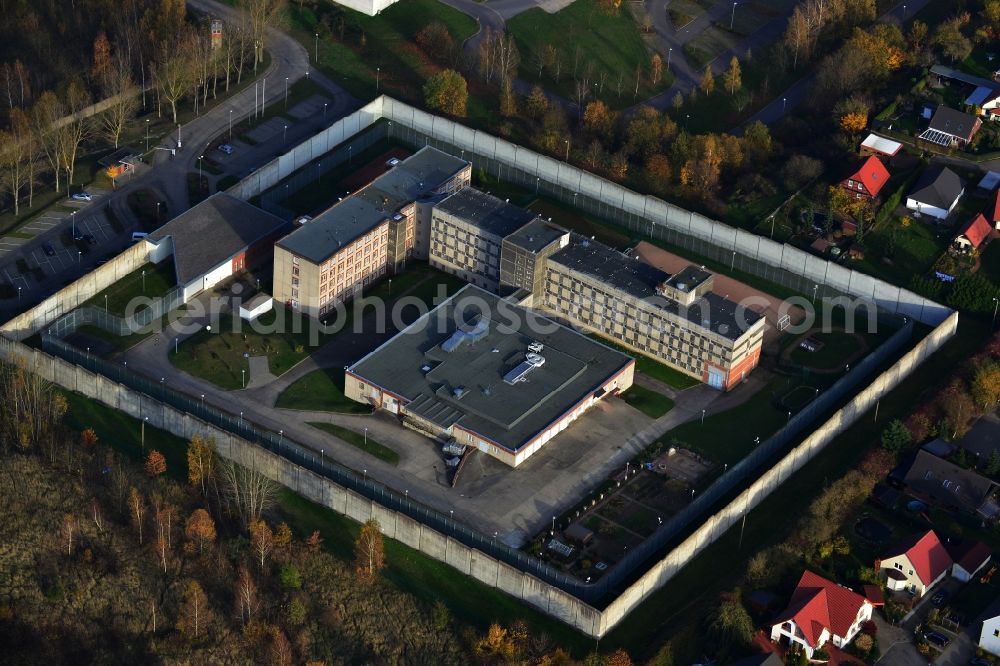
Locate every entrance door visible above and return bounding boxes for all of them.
[707,367,725,390]
[384,396,398,414]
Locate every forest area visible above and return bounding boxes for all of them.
[0,361,645,666]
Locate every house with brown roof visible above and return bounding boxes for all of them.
[954,213,993,251]
[900,449,1000,519]
[769,571,875,658]
[946,539,993,582]
[919,106,983,148]
[839,155,890,201]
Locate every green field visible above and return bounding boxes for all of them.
[308,421,399,465]
[620,384,675,419]
[858,219,948,286]
[82,261,177,316]
[508,0,673,109]
[285,0,477,103]
[277,368,372,414]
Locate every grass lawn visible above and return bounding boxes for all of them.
[661,375,789,464]
[508,0,673,110]
[586,334,701,390]
[789,331,866,370]
[979,242,1000,286]
[620,384,675,419]
[276,368,372,414]
[170,306,333,390]
[61,388,590,654]
[307,421,399,465]
[284,0,477,103]
[859,219,948,285]
[81,260,177,316]
[126,188,165,232]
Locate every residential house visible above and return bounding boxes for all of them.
[901,449,1000,519]
[877,530,952,598]
[769,571,875,659]
[945,539,992,582]
[906,166,965,220]
[979,598,1000,657]
[953,213,993,252]
[969,87,1000,120]
[839,155,890,200]
[919,106,983,148]
[860,134,902,159]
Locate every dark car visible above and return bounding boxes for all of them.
[41,242,55,256]
[83,234,97,245]
[923,631,950,648]
[970,658,991,666]
[931,590,949,607]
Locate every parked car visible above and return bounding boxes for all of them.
[42,242,55,256]
[70,192,92,201]
[931,590,949,607]
[83,234,97,245]
[923,631,950,648]
[385,157,401,168]
[294,215,313,226]
[969,658,991,666]
[131,232,149,241]
[218,144,234,155]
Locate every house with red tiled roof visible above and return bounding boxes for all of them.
[839,155,890,200]
[769,571,875,658]
[946,539,992,582]
[954,213,993,251]
[877,530,952,597]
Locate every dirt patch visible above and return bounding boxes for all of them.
[633,241,805,350]
[340,148,413,193]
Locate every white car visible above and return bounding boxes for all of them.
[218,144,234,155]
[294,215,313,226]
[385,157,401,168]
[71,192,92,201]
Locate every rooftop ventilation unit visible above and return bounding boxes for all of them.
[528,342,544,353]
[441,317,490,352]
[453,386,467,398]
[503,353,546,385]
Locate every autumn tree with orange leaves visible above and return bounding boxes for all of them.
[185,509,217,553]
[354,518,385,583]
[144,450,166,478]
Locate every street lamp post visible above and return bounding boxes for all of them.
[364,427,368,446]
[142,269,146,293]
[782,97,787,112]
[78,251,81,264]
[145,118,150,152]
[993,297,999,329]
[323,102,328,118]
[198,155,204,183]
[563,139,570,162]
[283,125,287,143]
[314,33,319,62]
[177,123,182,149]
[104,294,108,312]
[284,77,289,108]
[242,368,246,388]
[730,2,738,29]
[229,109,233,142]
[71,211,76,237]
[142,416,148,452]
[376,67,380,90]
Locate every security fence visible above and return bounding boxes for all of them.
[41,311,912,605]
[44,286,184,339]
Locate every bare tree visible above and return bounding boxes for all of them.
[30,91,64,195]
[61,513,76,556]
[98,57,139,149]
[153,30,197,124]
[128,486,145,544]
[0,361,66,456]
[249,519,274,569]
[239,0,288,69]
[55,82,92,189]
[354,518,385,583]
[234,564,259,624]
[219,458,277,528]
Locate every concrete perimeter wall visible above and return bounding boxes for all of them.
[0,96,961,637]
[2,241,149,339]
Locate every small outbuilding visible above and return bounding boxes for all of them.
[564,522,594,546]
[239,292,273,320]
[906,166,965,220]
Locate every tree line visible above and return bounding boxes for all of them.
[0,0,286,217]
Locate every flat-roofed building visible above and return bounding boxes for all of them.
[273,147,469,317]
[540,236,765,391]
[429,188,539,291]
[499,217,571,301]
[345,285,635,467]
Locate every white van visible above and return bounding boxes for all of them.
[131,232,149,241]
